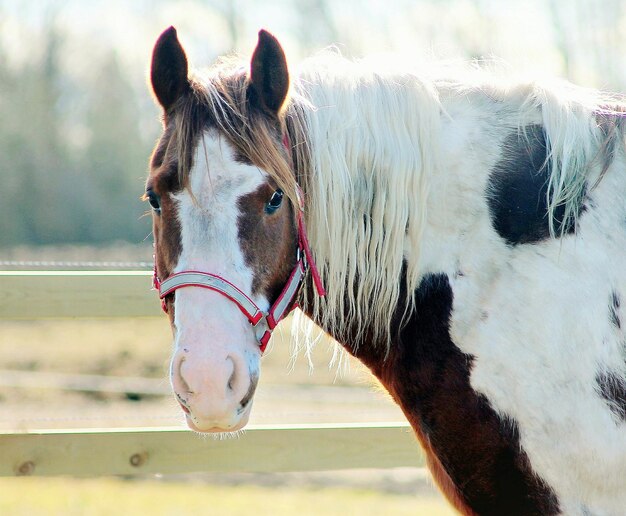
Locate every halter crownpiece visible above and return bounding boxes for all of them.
[152,183,325,353]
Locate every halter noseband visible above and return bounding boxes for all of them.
[153,183,325,353]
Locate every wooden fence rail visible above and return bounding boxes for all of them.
[0,271,156,318]
[0,272,421,477]
[0,423,422,477]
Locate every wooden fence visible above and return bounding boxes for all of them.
[0,271,423,477]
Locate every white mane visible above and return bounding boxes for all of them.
[290,53,441,347]
[288,52,626,349]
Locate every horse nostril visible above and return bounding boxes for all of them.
[239,374,259,411]
[176,392,191,414]
[226,357,236,392]
[175,356,192,393]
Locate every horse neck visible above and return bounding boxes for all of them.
[289,78,562,514]
[290,68,496,351]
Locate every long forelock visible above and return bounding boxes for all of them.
[172,59,298,206]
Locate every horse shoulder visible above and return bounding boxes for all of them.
[352,273,561,515]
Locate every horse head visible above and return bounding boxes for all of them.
[147,27,312,432]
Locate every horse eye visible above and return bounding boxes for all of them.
[265,189,283,214]
[147,190,161,215]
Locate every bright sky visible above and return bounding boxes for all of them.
[1,0,569,73]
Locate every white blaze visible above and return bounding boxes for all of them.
[169,131,269,432]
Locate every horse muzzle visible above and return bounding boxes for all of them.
[169,325,260,433]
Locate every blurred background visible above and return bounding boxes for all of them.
[1,0,625,514]
[1,0,626,252]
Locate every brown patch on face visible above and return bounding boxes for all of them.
[233,151,254,166]
[151,192,182,326]
[237,182,298,303]
[147,50,298,324]
[147,120,186,326]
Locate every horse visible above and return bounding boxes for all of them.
[146,26,626,515]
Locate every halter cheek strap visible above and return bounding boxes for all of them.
[153,185,325,353]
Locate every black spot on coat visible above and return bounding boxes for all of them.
[609,291,621,330]
[597,371,626,422]
[487,125,583,246]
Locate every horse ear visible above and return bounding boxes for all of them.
[249,30,289,116]
[150,26,190,112]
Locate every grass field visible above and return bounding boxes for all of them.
[0,477,455,516]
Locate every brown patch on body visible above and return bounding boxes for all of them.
[302,271,560,515]
[237,183,298,301]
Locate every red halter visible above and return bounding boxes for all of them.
[153,184,325,353]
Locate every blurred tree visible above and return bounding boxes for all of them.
[223,0,241,48]
[545,0,624,88]
[297,0,337,52]
[0,23,151,247]
[78,51,150,244]
[548,0,572,79]
[1,0,626,250]
[0,24,78,245]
